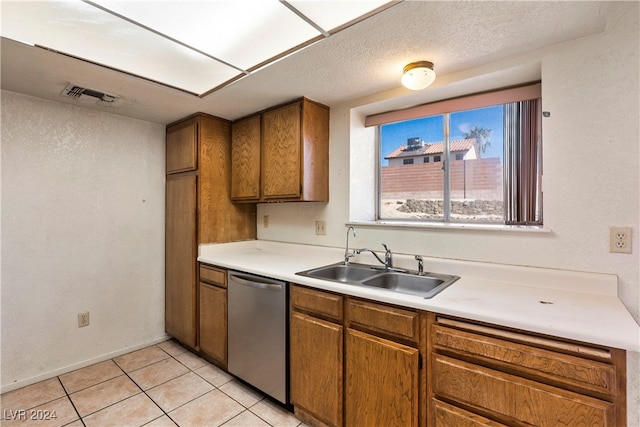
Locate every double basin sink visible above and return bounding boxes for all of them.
[296,262,459,299]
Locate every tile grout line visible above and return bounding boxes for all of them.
[123,345,175,427]
[56,376,86,427]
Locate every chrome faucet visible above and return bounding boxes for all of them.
[415,255,424,275]
[356,243,393,270]
[382,243,393,269]
[344,226,356,265]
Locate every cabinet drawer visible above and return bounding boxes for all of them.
[346,298,418,344]
[432,321,617,396]
[199,264,226,288]
[432,354,616,427]
[433,399,507,427]
[291,285,343,322]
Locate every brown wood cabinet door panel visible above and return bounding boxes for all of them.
[347,298,419,344]
[165,174,197,347]
[300,99,329,202]
[261,101,301,199]
[432,324,616,396]
[290,312,343,427]
[433,399,507,427]
[167,120,197,173]
[231,115,261,201]
[346,328,419,427]
[291,285,343,322]
[432,354,616,427]
[199,283,227,366]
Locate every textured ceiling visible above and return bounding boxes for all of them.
[1,1,609,125]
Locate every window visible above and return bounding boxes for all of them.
[370,83,542,225]
[423,157,429,163]
[403,158,414,165]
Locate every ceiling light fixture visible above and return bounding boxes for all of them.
[401,61,436,90]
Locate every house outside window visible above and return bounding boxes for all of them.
[371,83,542,225]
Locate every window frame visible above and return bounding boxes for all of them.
[371,83,542,226]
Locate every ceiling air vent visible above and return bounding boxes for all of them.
[61,83,117,104]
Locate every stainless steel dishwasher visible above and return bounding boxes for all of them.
[227,270,288,404]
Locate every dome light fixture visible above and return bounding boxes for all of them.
[401,61,436,90]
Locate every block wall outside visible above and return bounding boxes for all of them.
[380,158,503,200]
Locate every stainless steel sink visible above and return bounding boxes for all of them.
[298,263,381,283]
[360,271,457,298]
[296,263,459,299]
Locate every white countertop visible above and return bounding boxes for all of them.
[198,240,640,352]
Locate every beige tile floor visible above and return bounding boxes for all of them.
[1,340,306,427]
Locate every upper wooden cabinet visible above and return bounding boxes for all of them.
[166,120,197,174]
[231,115,261,201]
[231,97,329,202]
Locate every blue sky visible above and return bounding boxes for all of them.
[380,105,504,165]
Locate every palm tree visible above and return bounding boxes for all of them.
[464,126,492,158]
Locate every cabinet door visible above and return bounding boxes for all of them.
[165,174,197,347]
[290,312,343,427]
[199,282,227,366]
[261,101,301,199]
[346,328,419,427]
[167,120,197,174]
[231,115,261,201]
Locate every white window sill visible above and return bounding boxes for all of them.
[347,220,552,235]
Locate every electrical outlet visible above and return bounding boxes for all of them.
[78,311,90,328]
[610,227,632,254]
[263,215,269,228]
[315,221,327,235]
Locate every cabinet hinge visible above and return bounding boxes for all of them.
[418,353,423,370]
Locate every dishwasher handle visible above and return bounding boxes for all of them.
[229,273,284,291]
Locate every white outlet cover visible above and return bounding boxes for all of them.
[610,227,632,254]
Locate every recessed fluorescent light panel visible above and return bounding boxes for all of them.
[1,0,394,96]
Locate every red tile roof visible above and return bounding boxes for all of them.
[384,138,476,159]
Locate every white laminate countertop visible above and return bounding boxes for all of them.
[198,240,640,352]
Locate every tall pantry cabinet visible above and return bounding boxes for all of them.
[165,114,256,348]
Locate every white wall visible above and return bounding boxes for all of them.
[1,91,167,392]
[258,3,640,424]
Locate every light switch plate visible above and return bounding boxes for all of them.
[315,221,326,235]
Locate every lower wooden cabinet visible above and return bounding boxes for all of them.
[198,264,227,368]
[345,298,421,427]
[426,314,626,427]
[290,285,344,427]
[433,399,507,427]
[290,311,343,427]
[345,328,419,427]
